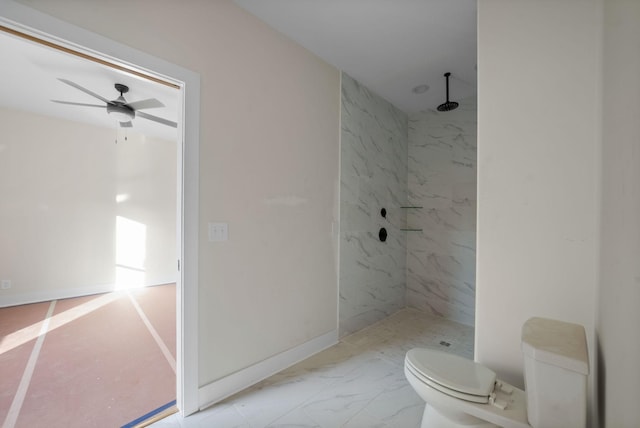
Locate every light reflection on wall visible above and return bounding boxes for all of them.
[115,215,146,289]
[115,193,130,203]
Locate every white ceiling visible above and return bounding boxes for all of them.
[233,0,477,113]
[0,1,476,135]
[0,30,179,141]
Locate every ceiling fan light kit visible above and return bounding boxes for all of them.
[107,104,134,123]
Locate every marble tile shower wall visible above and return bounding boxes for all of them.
[339,73,408,336]
[406,96,477,326]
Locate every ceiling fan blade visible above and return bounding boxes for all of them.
[58,78,111,104]
[137,111,178,128]
[51,100,106,108]
[126,98,164,111]
[120,121,133,128]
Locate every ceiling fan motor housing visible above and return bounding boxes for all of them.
[114,83,129,94]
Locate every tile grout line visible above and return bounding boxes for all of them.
[2,300,56,428]
[126,292,176,374]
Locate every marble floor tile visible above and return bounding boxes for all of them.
[195,405,250,428]
[266,407,321,428]
[150,308,473,428]
[299,357,398,427]
[352,381,424,426]
[341,411,387,428]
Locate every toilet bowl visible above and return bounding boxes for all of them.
[404,317,589,428]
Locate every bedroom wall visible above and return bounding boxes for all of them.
[0,107,177,306]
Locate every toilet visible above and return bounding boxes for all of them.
[404,317,589,428]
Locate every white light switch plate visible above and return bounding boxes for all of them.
[208,222,228,242]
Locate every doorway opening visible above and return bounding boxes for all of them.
[0,10,199,424]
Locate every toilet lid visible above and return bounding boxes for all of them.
[406,348,496,398]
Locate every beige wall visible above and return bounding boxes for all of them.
[598,0,640,426]
[14,0,341,387]
[476,0,601,422]
[479,4,640,426]
[0,107,176,306]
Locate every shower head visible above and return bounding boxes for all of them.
[437,100,459,112]
[437,72,459,112]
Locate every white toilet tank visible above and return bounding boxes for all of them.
[521,317,589,428]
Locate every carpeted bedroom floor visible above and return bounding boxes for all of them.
[0,284,176,428]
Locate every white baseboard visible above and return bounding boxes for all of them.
[198,329,338,411]
[0,279,176,307]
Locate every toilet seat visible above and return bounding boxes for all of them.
[405,348,497,404]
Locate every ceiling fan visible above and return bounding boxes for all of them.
[51,78,177,129]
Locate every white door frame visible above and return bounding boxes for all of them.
[0,1,200,416]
